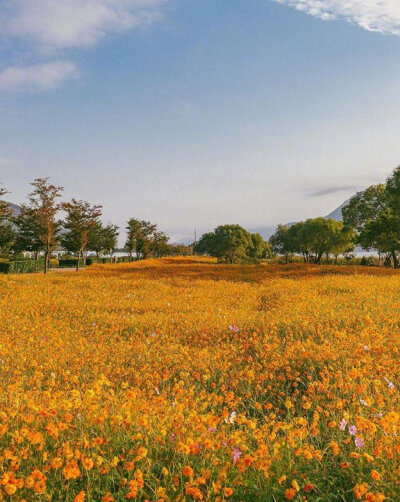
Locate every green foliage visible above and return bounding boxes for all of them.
[62,199,102,270]
[342,184,388,232]
[0,260,45,274]
[88,223,119,257]
[341,166,400,267]
[270,219,355,264]
[195,225,268,263]
[125,218,170,259]
[0,187,16,254]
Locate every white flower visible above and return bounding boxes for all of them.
[384,377,395,390]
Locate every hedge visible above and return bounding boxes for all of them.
[0,260,45,274]
[59,258,82,268]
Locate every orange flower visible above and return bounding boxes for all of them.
[224,487,234,497]
[73,492,86,502]
[34,480,46,494]
[182,466,194,477]
[285,488,296,500]
[371,470,381,481]
[4,484,17,495]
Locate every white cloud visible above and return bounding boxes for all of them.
[0,0,165,50]
[274,0,400,36]
[0,61,78,92]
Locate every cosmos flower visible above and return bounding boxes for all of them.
[349,425,357,436]
[355,437,364,449]
[232,446,242,463]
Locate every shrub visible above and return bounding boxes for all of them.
[59,258,80,268]
[0,260,44,274]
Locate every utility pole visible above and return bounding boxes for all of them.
[194,228,197,256]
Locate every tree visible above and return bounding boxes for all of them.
[330,225,356,263]
[89,223,119,258]
[0,187,15,255]
[385,165,400,212]
[269,225,292,264]
[341,168,400,267]
[248,233,269,260]
[270,219,355,264]
[359,210,400,268]
[62,199,102,271]
[195,225,253,263]
[125,219,157,260]
[15,178,63,273]
[102,224,119,259]
[342,184,388,232]
[152,231,170,258]
[14,205,42,259]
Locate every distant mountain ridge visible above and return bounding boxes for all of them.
[7,202,21,216]
[249,199,350,239]
[325,199,350,221]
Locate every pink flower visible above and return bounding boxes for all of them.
[348,425,357,436]
[355,436,364,449]
[339,418,347,431]
[232,446,242,463]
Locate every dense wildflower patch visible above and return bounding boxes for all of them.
[0,257,399,500]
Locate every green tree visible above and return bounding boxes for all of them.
[62,199,102,271]
[330,224,356,263]
[89,223,119,258]
[269,225,293,264]
[248,233,269,261]
[14,205,42,259]
[125,219,157,260]
[102,224,119,259]
[342,184,388,232]
[359,210,400,268]
[152,231,170,258]
[0,187,15,255]
[195,225,252,263]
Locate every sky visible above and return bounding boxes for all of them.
[1,0,400,243]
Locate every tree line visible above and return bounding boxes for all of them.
[0,178,185,273]
[3,165,400,270]
[268,165,400,267]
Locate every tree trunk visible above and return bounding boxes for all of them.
[44,250,49,274]
[76,252,80,272]
[392,252,398,269]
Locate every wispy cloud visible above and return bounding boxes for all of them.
[0,0,166,50]
[307,185,360,197]
[0,1,166,93]
[0,61,78,92]
[274,0,400,36]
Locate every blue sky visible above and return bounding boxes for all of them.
[1,0,400,242]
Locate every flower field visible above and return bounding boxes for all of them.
[0,257,400,501]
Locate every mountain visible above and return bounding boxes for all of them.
[251,199,351,239]
[324,199,350,221]
[7,202,21,216]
